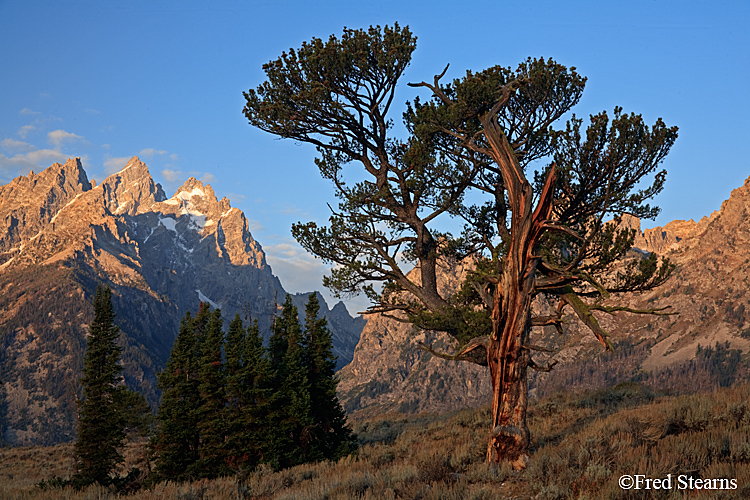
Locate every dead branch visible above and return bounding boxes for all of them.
[417,336,490,366]
[588,304,675,316]
[521,343,557,354]
[528,358,558,372]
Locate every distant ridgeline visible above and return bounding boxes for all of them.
[0,157,363,446]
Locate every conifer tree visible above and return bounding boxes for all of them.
[224,313,246,467]
[196,308,228,477]
[303,293,356,460]
[74,286,126,485]
[225,313,269,470]
[266,295,313,469]
[151,304,209,481]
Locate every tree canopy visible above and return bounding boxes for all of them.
[244,24,677,466]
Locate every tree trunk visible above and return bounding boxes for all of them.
[479,115,556,469]
[486,277,533,469]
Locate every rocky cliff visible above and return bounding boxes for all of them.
[336,258,493,416]
[289,292,366,370]
[0,157,363,445]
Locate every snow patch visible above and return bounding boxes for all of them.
[115,201,131,215]
[176,239,194,254]
[183,211,207,231]
[196,289,221,309]
[159,216,177,232]
[143,226,156,243]
[163,198,180,205]
[118,160,136,173]
[176,187,205,200]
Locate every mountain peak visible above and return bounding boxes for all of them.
[174,177,217,204]
[32,157,90,191]
[119,156,147,173]
[0,157,92,253]
[97,157,166,215]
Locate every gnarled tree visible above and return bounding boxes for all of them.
[243,24,677,468]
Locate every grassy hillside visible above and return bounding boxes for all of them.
[2,383,749,499]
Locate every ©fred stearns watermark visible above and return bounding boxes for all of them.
[619,474,738,491]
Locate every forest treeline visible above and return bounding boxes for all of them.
[45,287,356,491]
[534,338,749,399]
[149,293,357,481]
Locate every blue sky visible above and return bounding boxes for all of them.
[1,1,748,314]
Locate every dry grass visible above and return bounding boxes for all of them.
[2,383,750,499]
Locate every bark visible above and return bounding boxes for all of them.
[486,303,532,468]
[480,114,557,468]
[485,224,537,468]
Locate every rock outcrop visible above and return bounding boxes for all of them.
[336,258,493,416]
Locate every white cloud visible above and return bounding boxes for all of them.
[84,108,100,115]
[200,173,216,184]
[103,157,130,174]
[18,125,36,139]
[248,219,265,233]
[282,204,303,215]
[269,242,301,259]
[0,149,68,176]
[20,108,42,116]
[47,129,84,148]
[139,148,168,158]
[161,169,182,182]
[169,153,178,161]
[263,240,364,312]
[265,241,327,294]
[1,138,36,153]
[225,192,247,202]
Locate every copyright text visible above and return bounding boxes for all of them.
[619,474,737,490]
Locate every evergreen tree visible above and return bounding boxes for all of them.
[266,295,313,469]
[303,293,356,461]
[152,298,354,479]
[114,386,153,439]
[151,304,209,481]
[244,24,678,466]
[196,308,228,477]
[225,313,269,471]
[224,313,246,467]
[74,285,126,485]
